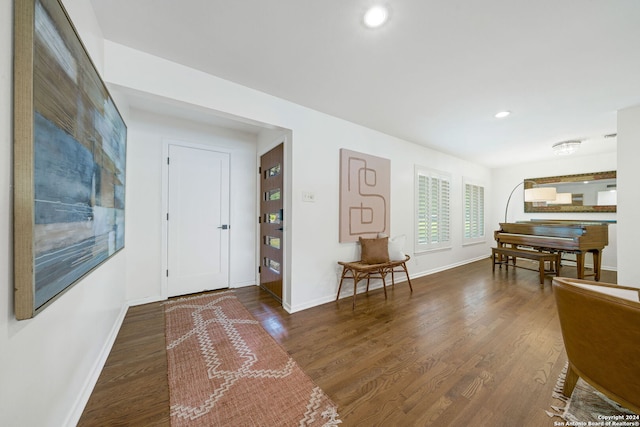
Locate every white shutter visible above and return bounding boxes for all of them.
[415,166,451,252]
[463,180,485,243]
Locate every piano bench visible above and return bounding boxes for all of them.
[492,247,561,288]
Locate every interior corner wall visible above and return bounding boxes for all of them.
[1,1,128,426]
[616,105,640,287]
[490,152,618,271]
[124,108,259,303]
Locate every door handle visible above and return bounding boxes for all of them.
[218,224,229,230]
[277,227,283,231]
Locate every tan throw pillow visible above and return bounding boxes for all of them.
[360,236,390,264]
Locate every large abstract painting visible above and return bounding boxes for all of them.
[339,149,390,242]
[13,0,127,319]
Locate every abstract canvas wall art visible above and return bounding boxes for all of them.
[339,149,390,243]
[13,0,127,319]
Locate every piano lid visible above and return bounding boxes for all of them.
[499,222,588,238]
[520,219,615,225]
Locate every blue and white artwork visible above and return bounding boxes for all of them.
[27,0,126,311]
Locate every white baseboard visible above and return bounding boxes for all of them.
[230,281,257,288]
[410,254,489,280]
[128,294,166,307]
[128,284,258,308]
[289,294,335,313]
[552,259,617,273]
[64,303,128,427]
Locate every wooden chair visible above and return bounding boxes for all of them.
[336,255,412,309]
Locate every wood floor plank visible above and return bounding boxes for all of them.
[78,259,617,426]
[78,302,170,427]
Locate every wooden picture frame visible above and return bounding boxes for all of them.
[13,0,127,319]
[524,171,616,214]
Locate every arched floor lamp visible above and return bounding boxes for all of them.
[504,180,557,222]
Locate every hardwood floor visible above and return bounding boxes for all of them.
[78,300,170,426]
[78,259,617,426]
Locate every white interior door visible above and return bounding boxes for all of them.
[167,144,230,297]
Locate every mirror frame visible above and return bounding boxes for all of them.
[524,170,616,213]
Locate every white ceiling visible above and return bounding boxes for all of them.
[89,0,640,168]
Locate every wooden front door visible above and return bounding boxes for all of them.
[259,143,284,301]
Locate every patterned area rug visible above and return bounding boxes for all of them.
[164,291,341,426]
[547,363,638,423]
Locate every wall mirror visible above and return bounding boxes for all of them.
[524,171,617,213]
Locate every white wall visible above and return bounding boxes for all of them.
[491,152,618,271]
[617,105,640,286]
[0,1,129,426]
[2,2,630,424]
[103,42,493,313]
[124,107,260,303]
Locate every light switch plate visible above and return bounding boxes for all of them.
[302,191,316,202]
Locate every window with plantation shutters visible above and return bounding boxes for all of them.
[463,179,485,243]
[415,166,451,252]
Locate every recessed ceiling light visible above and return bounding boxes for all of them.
[495,111,511,119]
[363,5,388,28]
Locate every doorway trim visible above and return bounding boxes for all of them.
[161,138,232,300]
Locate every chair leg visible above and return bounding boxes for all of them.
[563,364,579,397]
[352,270,364,310]
[353,278,357,309]
[379,269,387,299]
[402,262,413,292]
[336,266,348,301]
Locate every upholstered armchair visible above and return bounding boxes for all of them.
[552,277,640,414]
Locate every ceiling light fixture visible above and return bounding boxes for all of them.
[363,5,389,28]
[552,140,581,156]
[495,111,511,118]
